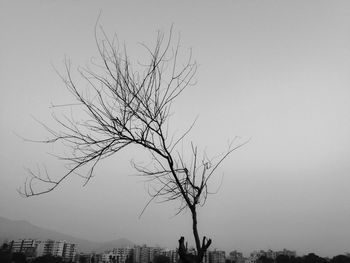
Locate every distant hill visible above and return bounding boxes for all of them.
[0,217,134,252]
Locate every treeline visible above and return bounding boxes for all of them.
[258,253,350,263]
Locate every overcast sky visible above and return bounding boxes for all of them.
[1,0,350,257]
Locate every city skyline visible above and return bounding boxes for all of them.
[0,236,299,257]
[3,236,349,263]
[6,236,348,263]
[0,216,299,257]
[1,0,350,258]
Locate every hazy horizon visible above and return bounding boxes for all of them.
[1,0,350,258]
[0,215,340,257]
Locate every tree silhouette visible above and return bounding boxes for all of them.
[20,26,246,263]
[0,243,12,263]
[276,255,290,263]
[154,255,171,263]
[331,255,350,263]
[32,255,64,263]
[11,252,27,263]
[302,253,327,263]
[258,255,274,263]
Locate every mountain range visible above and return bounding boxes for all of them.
[0,217,134,253]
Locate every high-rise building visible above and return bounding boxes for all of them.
[140,245,150,263]
[150,247,163,263]
[52,240,65,257]
[134,245,151,263]
[134,246,141,263]
[133,245,169,263]
[113,247,133,263]
[102,251,115,263]
[10,239,40,253]
[10,239,40,258]
[62,242,77,262]
[162,249,178,263]
[37,239,54,257]
[36,239,76,262]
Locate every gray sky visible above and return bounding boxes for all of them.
[1,0,350,257]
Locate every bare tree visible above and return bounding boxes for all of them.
[20,26,246,263]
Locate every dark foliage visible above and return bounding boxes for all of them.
[32,255,64,263]
[0,250,12,263]
[302,253,328,263]
[154,255,171,263]
[125,253,134,263]
[276,255,291,263]
[331,255,350,263]
[256,253,350,263]
[258,255,274,263]
[12,252,27,263]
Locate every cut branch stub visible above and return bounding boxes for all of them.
[178,236,211,263]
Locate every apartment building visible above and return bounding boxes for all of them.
[209,250,225,263]
[162,249,179,263]
[228,250,244,263]
[10,239,40,254]
[134,245,151,263]
[37,239,76,262]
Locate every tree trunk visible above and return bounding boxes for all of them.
[177,208,212,263]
